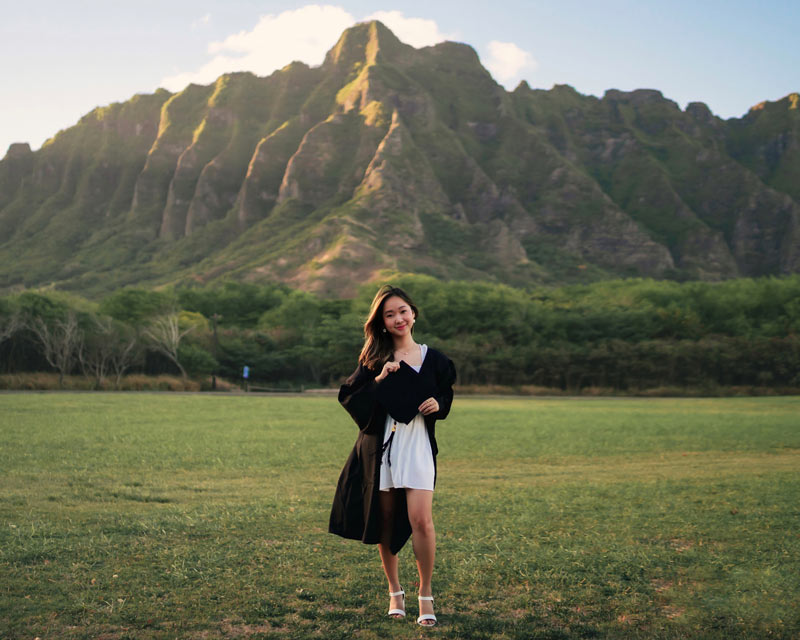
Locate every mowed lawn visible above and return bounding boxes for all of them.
[1,393,798,640]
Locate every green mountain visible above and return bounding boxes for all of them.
[1,21,798,297]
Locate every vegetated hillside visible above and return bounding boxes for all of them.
[0,20,798,297]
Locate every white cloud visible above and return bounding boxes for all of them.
[162,5,356,91]
[159,5,455,92]
[483,40,538,86]
[191,13,211,30]
[364,10,454,48]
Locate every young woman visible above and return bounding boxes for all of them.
[329,285,456,627]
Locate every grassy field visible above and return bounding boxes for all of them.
[1,393,798,639]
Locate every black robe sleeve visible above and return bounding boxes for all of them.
[338,364,380,433]
[433,354,456,421]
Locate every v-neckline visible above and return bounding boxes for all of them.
[410,344,428,372]
[395,343,426,370]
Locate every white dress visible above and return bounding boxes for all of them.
[379,344,436,492]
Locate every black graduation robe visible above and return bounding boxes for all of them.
[328,347,456,555]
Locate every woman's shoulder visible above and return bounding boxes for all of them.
[423,346,456,388]
[424,346,453,366]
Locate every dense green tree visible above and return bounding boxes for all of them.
[99,288,175,324]
[177,282,289,328]
[15,292,70,322]
[258,290,323,343]
[177,344,218,379]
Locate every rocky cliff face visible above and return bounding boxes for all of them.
[0,21,798,296]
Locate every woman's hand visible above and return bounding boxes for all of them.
[375,361,400,382]
[418,397,440,416]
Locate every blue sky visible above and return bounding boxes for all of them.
[2,1,797,155]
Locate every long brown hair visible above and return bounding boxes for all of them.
[358,285,419,370]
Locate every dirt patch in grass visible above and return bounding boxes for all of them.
[662,605,686,619]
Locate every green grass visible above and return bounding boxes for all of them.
[1,394,798,639]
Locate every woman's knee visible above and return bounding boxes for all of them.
[409,512,435,536]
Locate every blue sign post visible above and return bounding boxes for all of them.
[243,365,250,392]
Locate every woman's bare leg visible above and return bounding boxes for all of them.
[378,489,403,616]
[406,488,435,623]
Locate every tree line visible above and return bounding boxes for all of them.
[1,274,799,391]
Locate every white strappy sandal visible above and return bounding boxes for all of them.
[387,589,406,618]
[417,595,436,626]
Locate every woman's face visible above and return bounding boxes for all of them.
[382,295,414,337]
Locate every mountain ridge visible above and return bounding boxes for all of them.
[1,20,798,297]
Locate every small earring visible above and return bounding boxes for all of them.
[382,328,387,333]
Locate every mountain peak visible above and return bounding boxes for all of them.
[603,88,680,111]
[748,92,800,115]
[4,142,32,159]
[323,20,411,69]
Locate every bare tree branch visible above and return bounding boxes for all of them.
[79,316,116,389]
[0,311,22,343]
[29,312,83,387]
[143,313,193,379]
[110,336,138,389]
